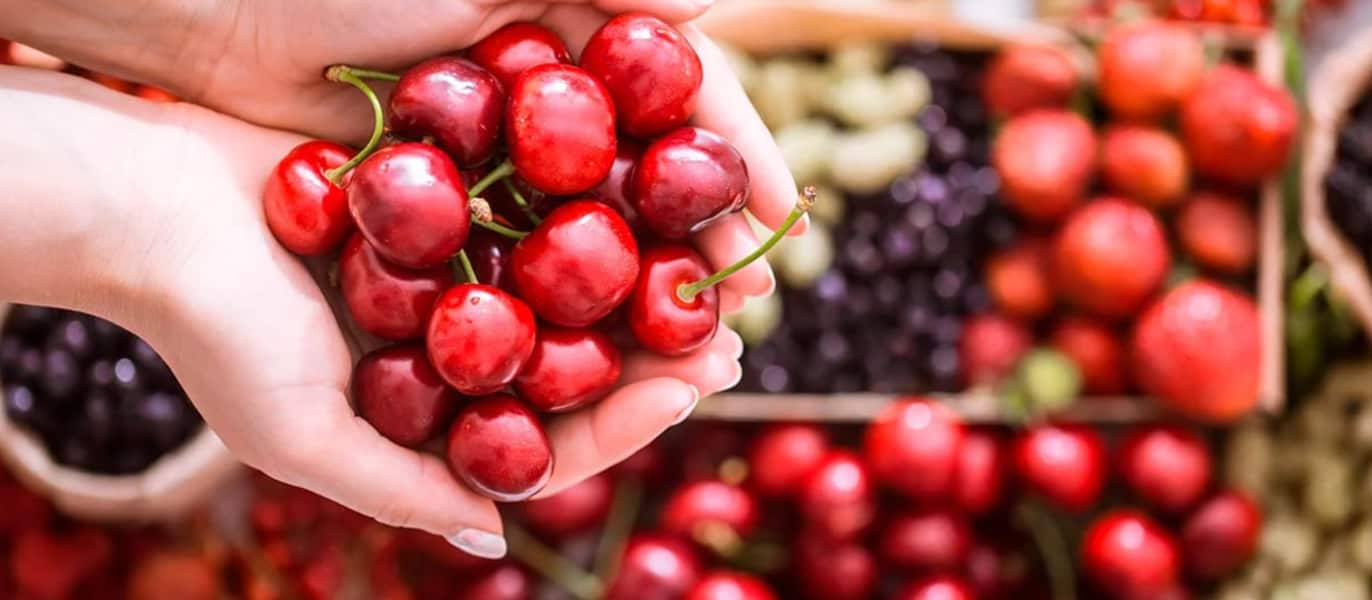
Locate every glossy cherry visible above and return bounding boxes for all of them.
[746,423,829,498]
[591,139,645,231]
[955,428,1006,514]
[426,284,536,395]
[510,200,639,327]
[445,394,552,502]
[513,325,621,412]
[797,450,875,541]
[462,562,532,600]
[862,398,964,502]
[389,57,504,167]
[340,234,453,340]
[463,228,516,291]
[878,508,972,572]
[1118,424,1211,513]
[661,479,759,543]
[507,64,617,195]
[348,142,470,269]
[353,344,459,447]
[467,22,572,91]
[1012,423,1107,512]
[580,13,702,137]
[1081,510,1181,600]
[604,534,702,600]
[517,472,613,539]
[1180,489,1262,580]
[263,141,354,255]
[685,572,778,600]
[894,576,978,600]
[634,127,749,240]
[792,531,876,600]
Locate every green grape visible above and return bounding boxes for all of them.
[1304,449,1355,529]
[753,59,811,130]
[1224,420,1274,497]
[830,123,926,194]
[1345,520,1372,572]
[724,293,782,348]
[1215,582,1263,600]
[827,41,889,75]
[1261,513,1319,574]
[884,67,932,121]
[806,185,846,226]
[823,71,897,127]
[773,221,834,288]
[1295,402,1343,447]
[775,119,836,185]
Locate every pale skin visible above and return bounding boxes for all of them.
[0,0,801,558]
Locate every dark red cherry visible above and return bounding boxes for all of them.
[467,22,572,92]
[462,562,532,600]
[353,344,459,447]
[1012,423,1107,513]
[340,234,453,340]
[445,394,551,502]
[426,284,536,396]
[1081,510,1180,600]
[685,572,777,600]
[955,428,1006,515]
[1117,424,1211,514]
[1180,489,1261,581]
[746,423,829,499]
[878,508,972,572]
[627,244,718,356]
[894,576,977,600]
[580,13,702,137]
[348,143,470,269]
[389,57,504,167]
[604,534,702,600]
[507,64,616,195]
[463,228,516,292]
[590,139,644,231]
[511,200,639,327]
[792,531,876,600]
[513,326,621,413]
[633,127,749,240]
[797,450,874,541]
[863,398,964,502]
[263,141,354,255]
[517,472,613,539]
[660,480,759,542]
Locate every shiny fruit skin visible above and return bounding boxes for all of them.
[1117,424,1211,513]
[445,394,552,502]
[1098,22,1204,121]
[511,200,639,327]
[894,576,978,600]
[1181,65,1297,186]
[462,563,532,600]
[1012,423,1107,512]
[507,64,617,195]
[960,313,1033,386]
[747,423,829,498]
[661,480,759,540]
[1052,197,1170,319]
[263,141,354,256]
[127,551,220,600]
[983,43,1078,117]
[513,326,621,413]
[878,508,972,572]
[798,450,875,541]
[467,22,571,91]
[426,284,536,396]
[993,110,1096,223]
[1130,280,1262,423]
[1081,510,1181,600]
[591,139,645,231]
[353,344,459,447]
[347,143,470,269]
[389,57,504,167]
[604,534,702,600]
[1181,489,1262,580]
[793,532,877,600]
[955,428,1006,515]
[1176,191,1257,274]
[627,244,720,356]
[580,13,703,137]
[685,571,777,600]
[518,472,613,539]
[1101,125,1189,208]
[634,127,750,240]
[340,234,453,340]
[863,398,964,502]
[985,236,1053,320]
[464,228,517,291]
[1049,316,1127,395]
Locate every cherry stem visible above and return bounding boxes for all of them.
[468,159,515,198]
[322,65,386,184]
[503,179,542,225]
[1017,501,1077,600]
[505,522,603,600]
[341,67,400,82]
[677,186,816,303]
[454,250,477,284]
[593,477,644,581]
[469,197,530,240]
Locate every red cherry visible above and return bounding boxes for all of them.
[580,13,702,137]
[389,57,504,167]
[627,244,719,356]
[633,127,749,240]
[517,472,613,539]
[590,139,645,231]
[685,571,778,600]
[1012,423,1107,512]
[462,562,532,600]
[746,423,829,498]
[863,398,964,502]
[661,480,759,542]
[464,228,516,292]
[353,344,459,447]
[466,22,571,92]
[263,141,354,255]
[348,142,470,269]
[426,284,536,395]
[340,234,453,340]
[466,168,555,230]
[604,534,702,600]
[507,64,616,195]
[797,450,875,541]
[954,428,1006,515]
[792,531,876,600]
[11,528,113,600]
[510,200,639,327]
[614,443,669,484]
[1118,424,1211,513]
[967,538,1038,599]
[513,325,621,413]
[878,508,972,572]
[894,575,978,600]
[1180,489,1262,580]
[445,394,552,502]
[1081,510,1180,600]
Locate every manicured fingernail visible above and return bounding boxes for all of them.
[447,529,507,559]
[673,385,700,425]
[724,362,743,391]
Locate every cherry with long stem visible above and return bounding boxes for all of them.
[468,159,515,197]
[322,65,388,184]
[678,186,815,302]
[503,178,543,225]
[453,250,479,284]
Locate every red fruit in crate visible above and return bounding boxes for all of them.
[894,576,977,600]
[464,228,516,291]
[507,64,617,195]
[616,443,669,484]
[263,141,354,255]
[427,284,536,395]
[513,326,621,412]
[968,539,1037,599]
[993,110,1096,223]
[1131,280,1262,423]
[348,143,470,269]
[747,423,829,498]
[798,450,875,540]
[511,200,639,327]
[960,313,1033,386]
[1118,424,1211,513]
[955,428,1006,514]
[686,571,777,600]
[1098,21,1204,121]
[864,398,964,501]
[1081,510,1181,600]
[467,22,571,91]
[1049,316,1127,395]
[628,244,720,356]
[985,236,1053,320]
[389,57,504,167]
[1053,197,1170,319]
[340,234,453,340]
[518,472,613,539]
[11,528,113,600]
[983,43,1078,117]
[580,12,703,137]
[462,563,531,600]
[662,480,759,545]
[0,478,51,534]
[1181,489,1262,580]
[1101,125,1189,208]
[1012,423,1106,512]
[353,344,459,447]
[1181,65,1297,186]
[634,127,750,240]
[1176,191,1258,274]
[297,544,346,600]
[793,532,877,600]
[591,139,645,231]
[604,534,702,600]
[446,394,552,501]
[127,552,220,600]
[878,508,972,572]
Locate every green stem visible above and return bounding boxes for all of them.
[677,187,816,303]
[474,219,529,240]
[505,523,603,600]
[1018,502,1076,600]
[469,160,515,197]
[323,66,386,184]
[504,179,542,225]
[594,478,644,581]
[343,67,401,82]
[454,250,478,284]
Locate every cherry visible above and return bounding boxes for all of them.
[517,472,613,539]
[792,531,876,600]
[466,22,572,92]
[797,450,874,541]
[353,344,459,447]
[389,57,504,167]
[426,284,536,395]
[506,64,617,195]
[1117,424,1211,514]
[685,571,778,600]
[862,397,964,502]
[465,165,554,230]
[1012,423,1106,512]
[10,528,113,600]
[1081,510,1180,600]
[1180,489,1261,580]
[263,141,354,255]
[462,562,532,600]
[510,200,639,327]
[513,325,621,412]
[967,538,1038,599]
[348,142,470,269]
[339,234,453,340]
[633,127,749,240]
[954,428,1006,515]
[463,228,516,291]
[580,13,702,137]
[894,576,978,600]
[660,479,759,545]
[604,534,702,600]
[878,507,972,572]
[614,443,669,484]
[746,423,829,499]
[445,394,552,502]
[590,139,645,231]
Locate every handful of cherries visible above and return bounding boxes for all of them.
[262,14,810,503]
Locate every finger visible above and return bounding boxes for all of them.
[587,0,714,23]
[621,327,743,394]
[693,212,776,301]
[720,289,745,314]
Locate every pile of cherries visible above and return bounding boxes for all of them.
[264,14,809,502]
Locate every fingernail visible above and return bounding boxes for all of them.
[446,529,507,559]
[724,362,743,391]
[673,385,700,425]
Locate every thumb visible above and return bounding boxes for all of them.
[588,0,715,23]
